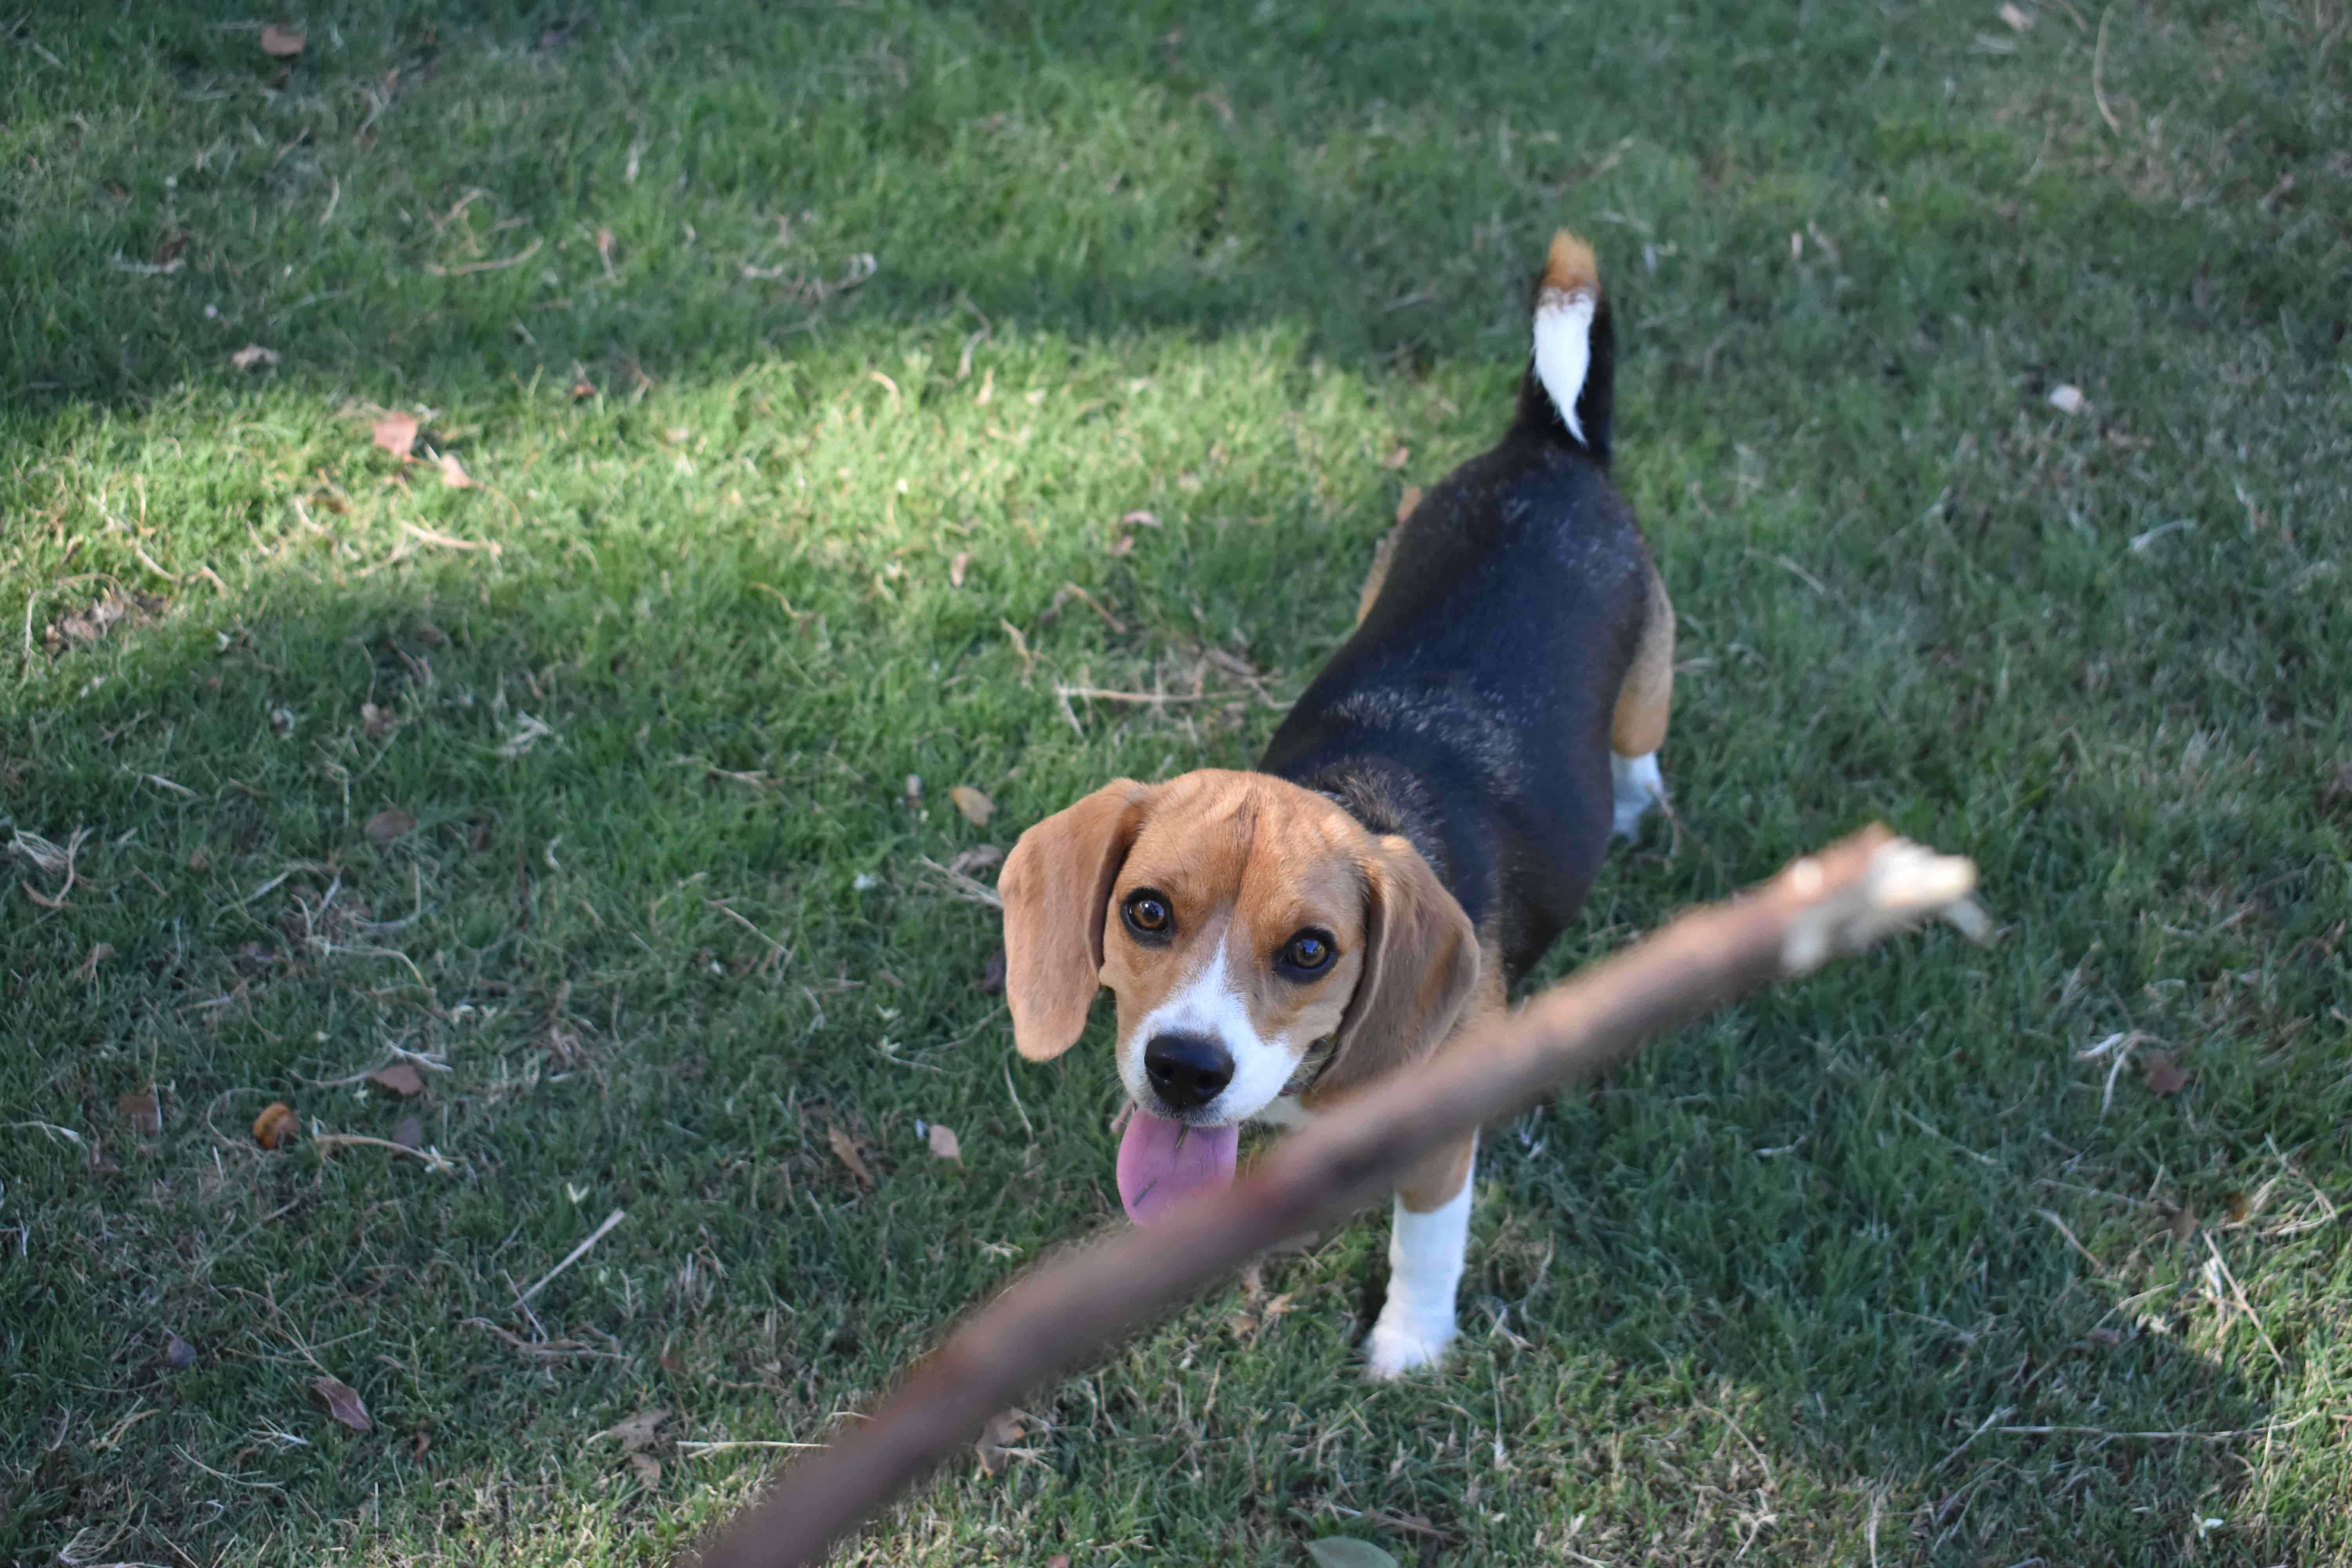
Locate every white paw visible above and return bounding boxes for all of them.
[1611,751,1665,840]
[1363,1305,1456,1381]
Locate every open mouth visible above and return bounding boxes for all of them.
[1114,1104,1241,1226]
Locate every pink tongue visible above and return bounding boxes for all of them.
[1116,1108,1240,1226]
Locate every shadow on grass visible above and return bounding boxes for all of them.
[7,0,2349,1562]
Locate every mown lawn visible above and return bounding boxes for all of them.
[4,2,2347,1563]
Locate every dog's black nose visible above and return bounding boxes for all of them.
[1143,1033,1234,1112]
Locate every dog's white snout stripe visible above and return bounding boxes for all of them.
[1125,930,1304,1123]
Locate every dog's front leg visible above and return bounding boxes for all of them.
[1365,1134,1476,1380]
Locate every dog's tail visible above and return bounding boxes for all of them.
[1517,230,1614,464]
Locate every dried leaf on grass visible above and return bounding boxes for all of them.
[601,1408,667,1452]
[630,1453,661,1483]
[927,1123,962,1162]
[946,844,1003,877]
[42,591,164,651]
[2047,383,2087,414]
[365,807,416,848]
[1305,1540,1401,1568]
[373,414,419,459]
[392,1114,426,1149]
[949,551,971,588]
[1998,3,2034,30]
[1379,444,1410,470]
[368,1063,425,1098]
[252,1102,299,1149]
[437,452,473,489]
[2144,1052,2190,1096]
[313,1375,372,1432]
[118,1091,160,1135]
[974,1408,1032,1477]
[828,1124,875,1189]
[948,785,995,826]
[260,24,305,57]
[164,1336,197,1370]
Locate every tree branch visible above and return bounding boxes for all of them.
[688,826,1980,1568]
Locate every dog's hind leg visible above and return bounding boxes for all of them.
[1610,561,1675,838]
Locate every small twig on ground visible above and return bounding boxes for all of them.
[915,857,1003,911]
[1053,684,1209,706]
[684,826,1981,1568]
[426,238,544,276]
[515,1207,628,1308]
[2092,4,2121,133]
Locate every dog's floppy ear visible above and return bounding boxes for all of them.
[999,779,1154,1062]
[1314,835,1480,1101]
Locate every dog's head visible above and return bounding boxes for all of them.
[999,769,1479,1132]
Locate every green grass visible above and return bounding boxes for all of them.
[4,1,2348,1563]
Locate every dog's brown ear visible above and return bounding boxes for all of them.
[999,779,1154,1062]
[1314,835,1480,1102]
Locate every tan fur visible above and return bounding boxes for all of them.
[1355,485,1422,625]
[999,778,1154,1061]
[1543,230,1600,300]
[1094,772,1379,1080]
[1610,559,1676,757]
[1299,833,1480,1108]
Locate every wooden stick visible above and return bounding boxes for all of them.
[686,827,1978,1568]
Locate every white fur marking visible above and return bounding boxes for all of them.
[1364,1149,1475,1380]
[1611,750,1665,840]
[1533,289,1596,445]
[1124,929,1306,1125]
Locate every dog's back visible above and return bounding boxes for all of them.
[1260,234,1661,979]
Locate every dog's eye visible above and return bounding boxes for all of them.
[1278,929,1335,976]
[1122,891,1172,938]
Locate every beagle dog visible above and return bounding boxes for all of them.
[1000,232,1675,1378]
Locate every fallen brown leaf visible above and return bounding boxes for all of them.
[187,848,212,872]
[368,1063,425,1098]
[2143,1052,2189,1096]
[391,1114,426,1149]
[948,785,995,826]
[314,1374,372,1432]
[949,550,970,588]
[1046,1557,1070,1568]
[2225,1190,2252,1225]
[77,942,116,981]
[927,1123,962,1162]
[436,452,473,489]
[119,1090,160,1135]
[2168,1204,2198,1241]
[164,1336,197,1370]
[1121,509,1160,527]
[373,413,419,460]
[252,1102,299,1149]
[229,343,279,370]
[365,807,417,848]
[974,1408,1029,1477]
[1998,2,2034,30]
[828,1123,875,1189]
[411,1432,430,1461]
[602,1408,667,1452]
[630,1453,661,1483]
[947,844,1004,877]
[1380,444,1410,469]
[260,24,305,57]
[1108,533,1135,556]
[976,947,1006,993]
